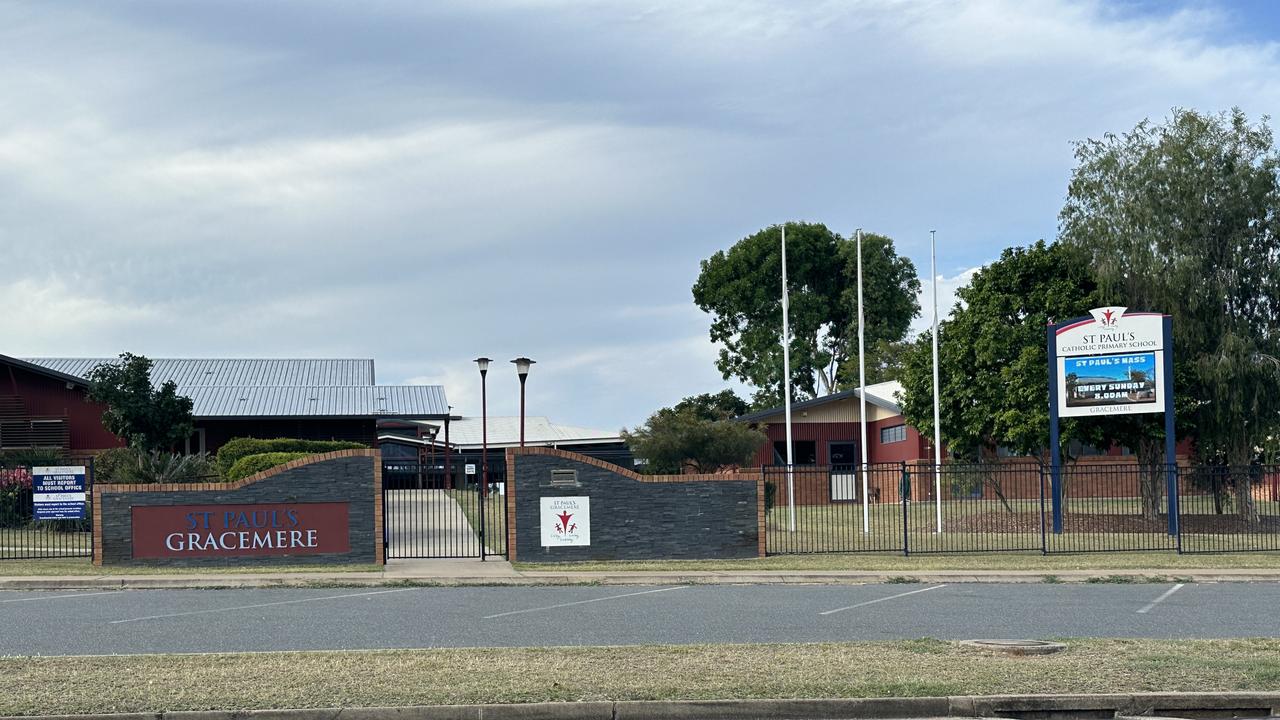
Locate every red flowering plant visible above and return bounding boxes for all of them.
[0,466,35,527]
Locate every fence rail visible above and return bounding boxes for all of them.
[765,462,1280,556]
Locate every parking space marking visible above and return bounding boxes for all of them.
[1136,583,1185,614]
[819,584,948,616]
[482,586,688,619]
[1,591,123,604]
[109,588,416,624]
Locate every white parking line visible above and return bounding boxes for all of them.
[1,591,123,604]
[819,584,948,616]
[482,586,688,619]
[1137,583,1185,614]
[109,588,415,624]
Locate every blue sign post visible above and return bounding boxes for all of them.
[1047,307,1176,535]
[32,466,87,520]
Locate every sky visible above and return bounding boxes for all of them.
[3,0,1280,431]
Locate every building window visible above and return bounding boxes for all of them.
[880,424,907,444]
[773,440,816,466]
[829,441,858,466]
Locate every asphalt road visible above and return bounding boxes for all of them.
[1,582,1276,656]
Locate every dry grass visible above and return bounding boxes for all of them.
[1,639,1278,715]
[517,551,1280,573]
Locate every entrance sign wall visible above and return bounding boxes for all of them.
[1047,307,1177,535]
[94,450,382,567]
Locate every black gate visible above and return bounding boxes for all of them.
[0,458,94,561]
[382,460,507,559]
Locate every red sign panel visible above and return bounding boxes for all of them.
[131,502,351,559]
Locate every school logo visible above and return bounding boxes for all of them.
[1090,306,1126,328]
[541,497,591,547]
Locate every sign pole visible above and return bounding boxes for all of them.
[857,228,870,534]
[1163,315,1178,537]
[1047,323,1064,535]
[781,223,796,533]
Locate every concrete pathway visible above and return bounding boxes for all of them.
[384,489,481,558]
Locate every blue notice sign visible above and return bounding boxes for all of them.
[33,466,87,520]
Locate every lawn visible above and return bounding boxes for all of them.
[0,527,91,560]
[1,639,1277,715]
[445,488,508,555]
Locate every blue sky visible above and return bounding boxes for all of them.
[2,1,1279,430]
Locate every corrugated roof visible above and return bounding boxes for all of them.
[19,357,445,418]
[187,385,448,418]
[23,358,375,387]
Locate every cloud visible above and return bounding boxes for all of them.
[2,0,1278,429]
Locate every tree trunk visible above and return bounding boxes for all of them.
[1135,436,1165,521]
[1229,445,1259,526]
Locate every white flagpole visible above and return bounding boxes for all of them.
[931,229,943,533]
[781,223,796,533]
[857,228,869,534]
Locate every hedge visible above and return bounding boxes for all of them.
[215,438,367,478]
[225,452,312,482]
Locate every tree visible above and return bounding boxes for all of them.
[1060,108,1280,522]
[899,241,1100,461]
[622,391,765,474]
[693,223,920,407]
[87,353,195,452]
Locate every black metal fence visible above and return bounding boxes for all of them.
[765,462,1280,556]
[382,470,508,560]
[0,458,94,560]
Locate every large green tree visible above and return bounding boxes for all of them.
[87,353,195,452]
[1060,108,1280,521]
[622,391,765,474]
[693,223,920,407]
[898,240,1099,462]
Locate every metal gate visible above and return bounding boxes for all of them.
[381,461,506,559]
[0,458,95,561]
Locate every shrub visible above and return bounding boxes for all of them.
[226,452,311,481]
[216,438,366,478]
[93,448,220,485]
[132,452,220,484]
[764,479,776,512]
[0,448,67,468]
[94,447,142,484]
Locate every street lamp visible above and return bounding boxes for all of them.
[511,357,535,447]
[474,358,491,562]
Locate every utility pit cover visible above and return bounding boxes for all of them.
[960,639,1067,656]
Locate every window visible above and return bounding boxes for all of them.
[772,440,816,466]
[880,424,907,444]
[829,442,858,466]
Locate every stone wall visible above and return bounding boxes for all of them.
[507,447,764,562]
[93,450,382,567]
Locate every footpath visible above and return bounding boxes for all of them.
[4,558,1280,589]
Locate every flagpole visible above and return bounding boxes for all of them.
[857,228,869,534]
[931,229,943,533]
[781,223,796,533]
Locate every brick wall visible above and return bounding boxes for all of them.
[94,450,382,567]
[507,447,764,563]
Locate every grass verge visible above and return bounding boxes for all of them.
[0,558,383,576]
[515,551,1280,573]
[2,639,1279,715]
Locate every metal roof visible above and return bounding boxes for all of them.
[735,380,905,422]
[18,357,446,418]
[22,358,375,387]
[186,385,448,418]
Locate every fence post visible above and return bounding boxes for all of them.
[901,463,910,557]
[1038,460,1048,555]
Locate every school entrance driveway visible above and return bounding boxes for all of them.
[1,582,1276,656]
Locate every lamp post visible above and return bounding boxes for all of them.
[474,358,491,562]
[511,357,535,447]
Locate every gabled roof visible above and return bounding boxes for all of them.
[735,380,905,422]
[0,354,90,387]
[23,358,374,387]
[15,357,446,419]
